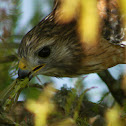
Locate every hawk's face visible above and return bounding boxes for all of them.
[18,16,84,79]
[18,6,125,79]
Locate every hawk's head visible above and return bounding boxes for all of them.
[18,0,125,79]
[18,14,84,79]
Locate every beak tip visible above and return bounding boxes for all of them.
[18,68,30,79]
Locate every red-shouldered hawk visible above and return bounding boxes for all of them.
[18,0,126,79]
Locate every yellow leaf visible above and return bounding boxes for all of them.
[56,0,80,23]
[78,0,99,45]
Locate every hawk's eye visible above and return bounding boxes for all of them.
[38,46,51,58]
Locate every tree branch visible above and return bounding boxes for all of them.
[98,70,126,106]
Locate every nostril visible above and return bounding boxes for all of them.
[18,68,30,79]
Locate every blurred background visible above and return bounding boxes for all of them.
[0,0,125,106]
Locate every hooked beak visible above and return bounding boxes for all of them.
[18,68,31,79]
[18,58,45,80]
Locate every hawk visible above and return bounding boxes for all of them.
[18,0,126,79]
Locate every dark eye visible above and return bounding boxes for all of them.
[38,46,51,58]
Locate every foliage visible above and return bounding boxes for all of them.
[0,0,126,126]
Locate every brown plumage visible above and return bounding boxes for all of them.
[18,0,126,79]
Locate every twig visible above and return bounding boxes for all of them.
[0,55,18,63]
[0,43,19,49]
[0,78,29,112]
[28,82,52,89]
[28,83,44,89]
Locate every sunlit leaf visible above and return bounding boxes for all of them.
[55,0,80,23]
[106,105,124,126]
[52,118,75,126]
[55,0,99,45]
[26,84,55,126]
[119,0,126,23]
[78,0,99,45]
